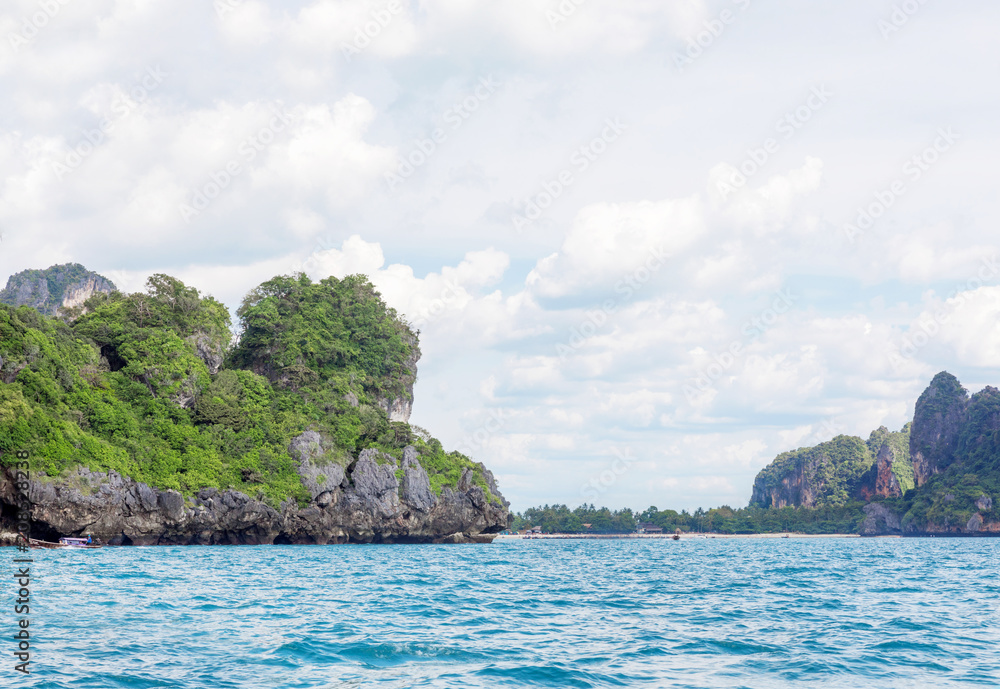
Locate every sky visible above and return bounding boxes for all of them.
[2,0,999,513]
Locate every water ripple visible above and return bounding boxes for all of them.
[4,538,999,687]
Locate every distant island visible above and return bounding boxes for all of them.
[512,371,998,537]
[0,264,508,544]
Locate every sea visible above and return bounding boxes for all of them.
[5,537,999,688]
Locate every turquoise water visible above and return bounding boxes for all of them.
[5,538,999,688]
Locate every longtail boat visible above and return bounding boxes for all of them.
[29,537,103,550]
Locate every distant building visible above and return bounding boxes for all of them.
[638,522,663,534]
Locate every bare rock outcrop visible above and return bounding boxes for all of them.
[860,503,902,536]
[288,431,346,501]
[187,332,226,374]
[376,395,414,423]
[873,442,903,498]
[374,332,419,422]
[401,446,435,511]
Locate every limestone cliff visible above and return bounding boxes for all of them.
[375,331,418,422]
[0,263,116,316]
[894,381,1000,535]
[750,435,878,508]
[751,424,916,510]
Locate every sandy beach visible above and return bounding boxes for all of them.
[494,532,892,541]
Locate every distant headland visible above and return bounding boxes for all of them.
[510,372,999,538]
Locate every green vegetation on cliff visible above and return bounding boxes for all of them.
[886,423,915,493]
[751,435,874,508]
[0,270,495,508]
[231,274,417,402]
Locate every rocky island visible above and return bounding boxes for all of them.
[0,267,509,545]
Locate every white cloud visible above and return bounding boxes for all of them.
[285,0,418,58]
[0,94,395,268]
[526,196,705,297]
[928,286,1000,367]
[217,1,275,46]
[3,0,1000,513]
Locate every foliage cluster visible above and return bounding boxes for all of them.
[512,504,638,534]
[885,423,915,493]
[230,274,418,401]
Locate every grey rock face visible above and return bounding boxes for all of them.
[374,335,419,423]
[401,446,435,511]
[478,463,504,502]
[976,494,993,512]
[376,394,413,423]
[860,503,902,536]
[62,276,113,311]
[288,432,346,500]
[289,431,324,463]
[966,513,983,533]
[159,490,185,521]
[171,374,201,409]
[349,450,400,517]
[187,332,225,374]
[0,466,282,546]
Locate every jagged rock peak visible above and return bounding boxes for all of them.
[910,371,969,486]
[0,263,117,316]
